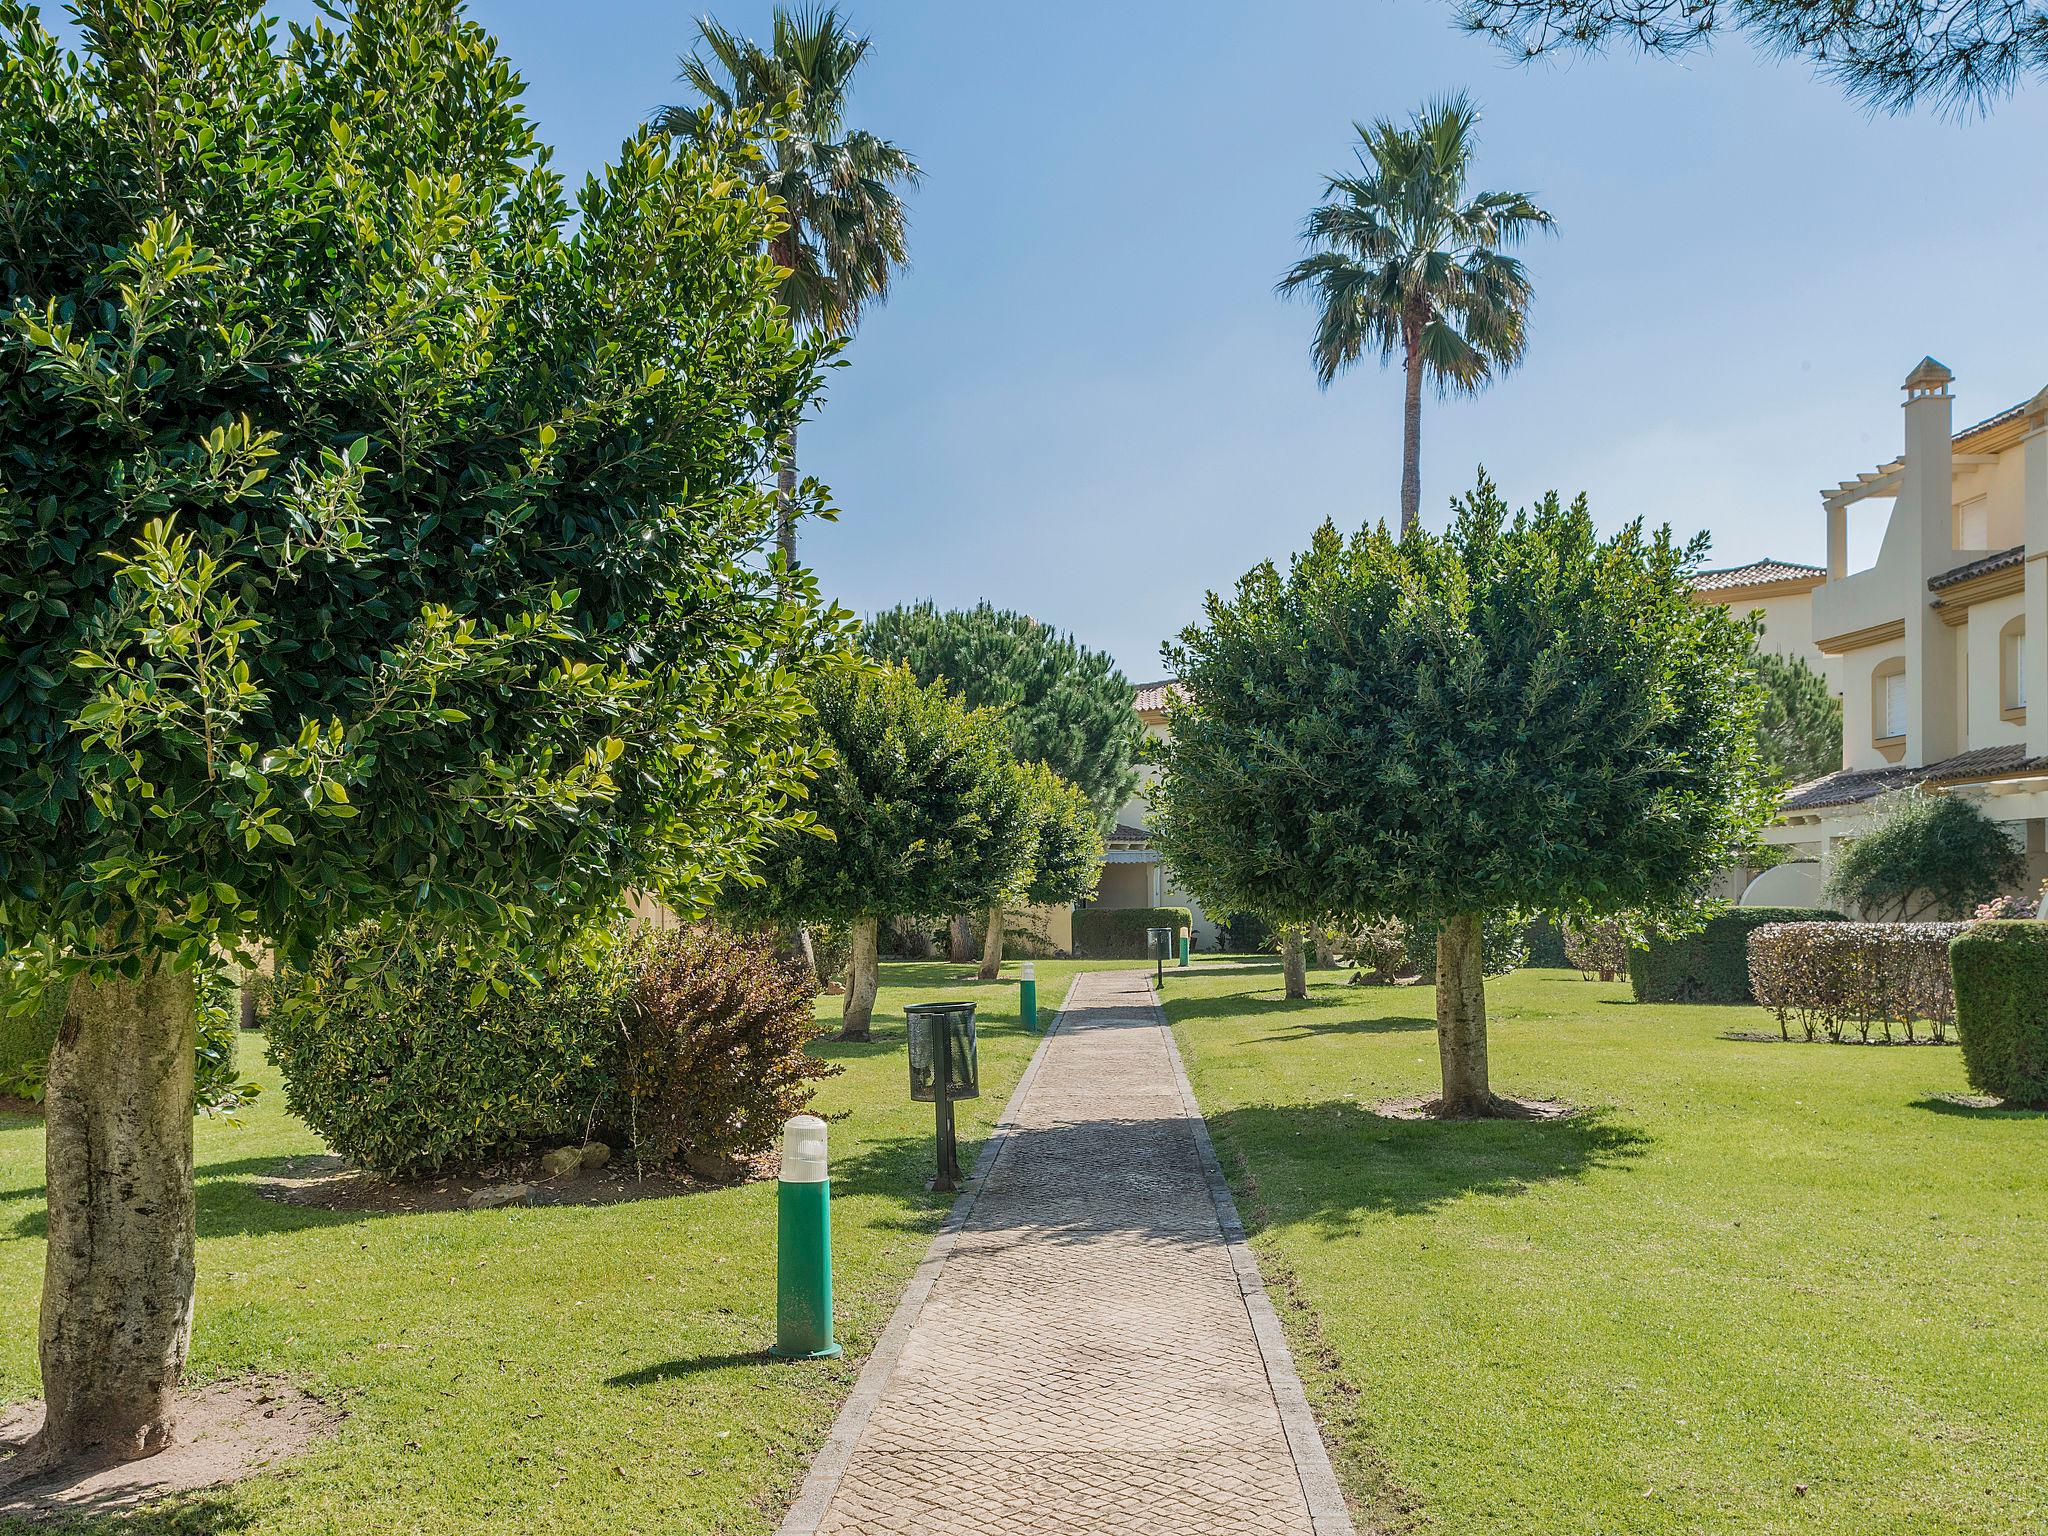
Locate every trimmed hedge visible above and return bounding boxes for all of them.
[1523,916,1570,969]
[1629,907,1844,1005]
[1748,922,1966,1043]
[270,924,826,1178]
[1950,921,2048,1104]
[1072,906,1192,959]
[1405,911,1529,981]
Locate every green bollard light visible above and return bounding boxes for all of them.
[770,1114,841,1359]
[1179,930,1191,968]
[1019,961,1038,1033]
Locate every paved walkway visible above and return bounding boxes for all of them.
[779,969,1353,1536]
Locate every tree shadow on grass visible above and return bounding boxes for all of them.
[1911,1094,2047,1121]
[604,1350,774,1388]
[9,1154,432,1244]
[1162,985,1419,1032]
[1205,1097,1651,1231]
[1,1491,256,1536]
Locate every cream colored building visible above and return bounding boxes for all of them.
[1689,558,1834,685]
[1745,359,2048,907]
[1077,680,1221,949]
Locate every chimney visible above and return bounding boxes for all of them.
[1902,357,1959,765]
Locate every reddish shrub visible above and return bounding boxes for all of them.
[1747,922,1967,1043]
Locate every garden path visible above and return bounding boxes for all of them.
[778,967,1353,1535]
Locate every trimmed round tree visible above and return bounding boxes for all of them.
[862,601,1146,826]
[1150,476,1771,1115]
[733,666,1037,1038]
[976,761,1104,979]
[0,1,837,1464]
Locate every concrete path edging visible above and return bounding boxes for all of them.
[1153,978,1356,1536]
[774,974,1084,1536]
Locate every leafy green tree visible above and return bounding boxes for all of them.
[976,762,1104,979]
[863,601,1147,825]
[0,0,839,1464]
[1824,789,2027,919]
[1458,0,2046,114]
[1150,475,1770,1115]
[1750,650,1842,787]
[1278,95,1553,537]
[659,4,921,569]
[731,666,1036,1037]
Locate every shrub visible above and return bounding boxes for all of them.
[270,924,833,1179]
[1072,907,1193,959]
[269,926,630,1178]
[1339,920,1408,983]
[1949,922,2048,1104]
[1748,922,1967,1042]
[1405,911,1528,981]
[620,929,831,1167]
[1218,910,1273,954]
[1824,789,2027,919]
[1629,907,1843,1004]
[1563,916,1638,981]
[1523,916,1571,969]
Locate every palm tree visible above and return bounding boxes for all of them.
[658,6,921,570]
[1279,94,1553,538]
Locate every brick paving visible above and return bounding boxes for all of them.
[781,969,1353,1536]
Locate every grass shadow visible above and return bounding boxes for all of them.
[1164,985,1405,1027]
[1911,1094,2048,1121]
[604,1350,773,1388]
[1206,1097,1651,1230]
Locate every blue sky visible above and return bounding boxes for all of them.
[59,2,2048,677]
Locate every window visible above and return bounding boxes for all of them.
[1955,495,1990,549]
[1872,659,1907,751]
[2002,617,2027,718]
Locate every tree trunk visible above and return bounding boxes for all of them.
[1434,913,1498,1116]
[775,422,798,574]
[1281,928,1308,1000]
[976,905,1004,981]
[795,924,818,986]
[1400,322,1425,539]
[840,916,880,1041]
[1313,930,1337,970]
[948,913,974,963]
[35,952,198,1466]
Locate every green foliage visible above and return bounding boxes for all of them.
[1523,914,1571,968]
[1017,762,1105,907]
[1750,650,1842,786]
[727,666,1037,927]
[1404,911,1529,980]
[1151,475,1773,930]
[1628,907,1843,1005]
[617,927,832,1165]
[1071,906,1191,959]
[268,925,628,1178]
[863,602,1146,825]
[0,0,844,985]
[270,922,836,1177]
[194,965,261,1118]
[1747,921,1965,1043]
[1561,915,1639,979]
[1949,921,2048,1105]
[1824,790,2028,920]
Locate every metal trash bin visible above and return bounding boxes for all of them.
[905,1001,979,1191]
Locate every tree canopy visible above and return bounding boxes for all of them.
[729,664,1036,1033]
[1151,475,1771,1113]
[863,601,1146,826]
[1751,650,1843,788]
[1017,762,1106,908]
[1824,788,2027,919]
[0,0,841,1462]
[1456,0,2047,114]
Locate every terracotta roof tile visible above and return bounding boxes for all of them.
[1928,545,2024,590]
[1690,559,1826,593]
[1132,679,1181,713]
[1107,822,1151,845]
[1780,744,2048,811]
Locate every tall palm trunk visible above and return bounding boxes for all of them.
[35,949,198,1465]
[1400,319,1425,539]
[1281,928,1308,1001]
[840,916,880,1041]
[1434,912,1497,1116]
[976,905,1004,981]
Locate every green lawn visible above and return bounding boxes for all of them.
[0,958,1123,1534]
[1163,963,2048,1536]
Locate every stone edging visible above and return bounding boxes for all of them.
[773,973,1083,1536]
[1152,977,1359,1536]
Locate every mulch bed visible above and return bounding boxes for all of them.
[0,1377,339,1522]
[254,1146,776,1216]
[1372,1094,1579,1122]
